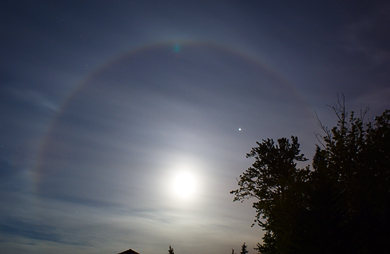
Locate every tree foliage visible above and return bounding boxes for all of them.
[168,245,174,254]
[241,242,249,254]
[231,102,390,254]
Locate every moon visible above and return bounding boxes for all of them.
[173,172,196,198]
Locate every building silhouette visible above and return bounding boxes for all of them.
[118,248,140,254]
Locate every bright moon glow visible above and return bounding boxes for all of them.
[174,172,195,198]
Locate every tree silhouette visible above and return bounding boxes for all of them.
[230,136,309,253]
[231,102,390,254]
[168,245,174,254]
[240,242,248,254]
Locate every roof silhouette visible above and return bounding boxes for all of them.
[118,249,140,254]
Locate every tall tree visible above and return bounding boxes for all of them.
[310,103,390,253]
[230,136,310,253]
[231,102,390,254]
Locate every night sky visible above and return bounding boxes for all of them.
[1,1,390,254]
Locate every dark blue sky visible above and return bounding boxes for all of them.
[1,1,389,254]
